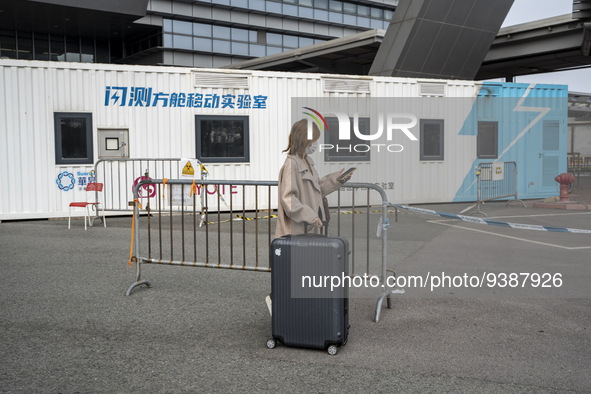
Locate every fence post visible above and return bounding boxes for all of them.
[125,182,151,296]
[374,198,392,323]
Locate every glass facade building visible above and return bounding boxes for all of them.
[0,0,396,68]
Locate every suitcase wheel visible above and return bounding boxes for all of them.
[266,338,277,349]
[327,345,338,356]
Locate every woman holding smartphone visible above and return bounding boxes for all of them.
[275,119,353,238]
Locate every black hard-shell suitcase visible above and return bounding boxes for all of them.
[267,229,349,355]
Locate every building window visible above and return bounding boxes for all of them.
[194,23,212,37]
[65,36,81,62]
[54,112,94,165]
[267,46,282,55]
[343,2,356,14]
[266,1,282,13]
[283,35,299,48]
[173,20,193,35]
[370,7,383,19]
[173,34,193,50]
[315,0,329,9]
[196,115,250,163]
[249,44,266,57]
[17,32,34,60]
[357,4,369,16]
[212,39,231,54]
[0,30,17,59]
[284,4,298,15]
[420,119,444,161]
[543,120,560,151]
[231,42,249,56]
[324,117,371,162]
[162,17,350,57]
[194,37,212,51]
[231,27,250,42]
[266,33,283,46]
[329,0,343,12]
[250,0,266,10]
[477,121,498,159]
[213,26,231,40]
[329,11,343,23]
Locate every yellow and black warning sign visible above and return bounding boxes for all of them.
[182,161,195,176]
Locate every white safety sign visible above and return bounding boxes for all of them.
[492,162,504,181]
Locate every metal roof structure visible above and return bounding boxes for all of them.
[228,8,591,82]
[224,29,386,75]
[369,0,514,79]
[477,14,591,80]
[0,0,151,40]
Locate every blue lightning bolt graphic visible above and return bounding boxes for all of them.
[498,83,551,162]
[111,90,121,104]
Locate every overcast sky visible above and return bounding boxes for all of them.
[498,0,591,93]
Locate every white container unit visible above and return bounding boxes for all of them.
[0,59,567,220]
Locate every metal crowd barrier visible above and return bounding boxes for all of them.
[93,158,186,214]
[568,152,581,174]
[568,153,591,189]
[567,152,591,174]
[126,179,395,323]
[469,161,525,216]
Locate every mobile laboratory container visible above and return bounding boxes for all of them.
[0,59,567,221]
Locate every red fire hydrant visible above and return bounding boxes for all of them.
[554,173,576,202]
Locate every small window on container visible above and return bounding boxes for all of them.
[420,119,444,161]
[542,120,560,151]
[196,115,250,163]
[477,121,498,159]
[323,117,371,162]
[54,112,94,165]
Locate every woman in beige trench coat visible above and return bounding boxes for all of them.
[274,119,352,238]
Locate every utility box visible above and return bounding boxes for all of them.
[98,129,129,159]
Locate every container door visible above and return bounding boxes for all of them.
[538,120,562,194]
[98,129,129,159]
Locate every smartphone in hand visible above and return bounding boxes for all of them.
[337,167,356,182]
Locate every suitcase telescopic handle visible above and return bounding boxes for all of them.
[303,221,329,235]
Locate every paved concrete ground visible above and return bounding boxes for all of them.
[1,195,591,392]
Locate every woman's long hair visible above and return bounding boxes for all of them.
[283,119,320,157]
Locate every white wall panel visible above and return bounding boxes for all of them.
[0,60,567,219]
